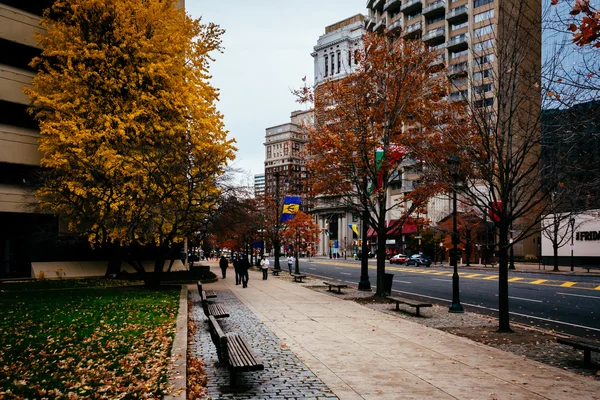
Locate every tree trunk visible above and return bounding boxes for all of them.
[552,225,560,272]
[358,207,371,291]
[104,248,122,278]
[375,233,387,297]
[147,256,164,288]
[497,224,512,333]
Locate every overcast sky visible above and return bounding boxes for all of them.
[186,0,367,183]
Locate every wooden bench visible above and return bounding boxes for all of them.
[290,273,307,283]
[197,281,217,298]
[323,281,348,294]
[557,336,600,368]
[388,296,432,317]
[207,315,264,387]
[200,290,229,319]
[271,268,281,276]
[583,265,600,273]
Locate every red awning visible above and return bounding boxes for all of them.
[367,221,417,237]
[367,227,377,238]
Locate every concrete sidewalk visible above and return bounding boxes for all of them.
[206,269,600,400]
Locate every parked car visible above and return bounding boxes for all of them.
[405,254,432,267]
[389,254,408,264]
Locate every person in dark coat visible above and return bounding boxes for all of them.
[219,255,228,279]
[233,256,240,285]
[239,256,250,288]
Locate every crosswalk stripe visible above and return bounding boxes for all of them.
[530,279,547,285]
[484,275,497,280]
[465,274,483,278]
[508,277,523,282]
[560,282,577,287]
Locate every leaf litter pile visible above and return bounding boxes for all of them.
[0,284,180,399]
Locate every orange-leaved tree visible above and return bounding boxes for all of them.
[25,0,236,286]
[280,211,320,274]
[552,0,600,47]
[296,31,465,296]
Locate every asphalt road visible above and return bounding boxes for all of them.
[285,257,600,340]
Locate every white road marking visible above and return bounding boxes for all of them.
[494,294,543,303]
[432,278,452,282]
[393,280,411,284]
[309,267,317,270]
[392,290,600,333]
[340,272,351,276]
[557,292,600,300]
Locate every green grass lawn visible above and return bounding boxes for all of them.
[0,281,180,399]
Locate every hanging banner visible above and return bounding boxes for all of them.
[281,196,302,222]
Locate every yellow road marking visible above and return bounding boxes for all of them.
[508,277,524,282]
[560,282,577,287]
[595,286,600,291]
[530,279,547,285]
[465,274,483,278]
[484,275,497,280]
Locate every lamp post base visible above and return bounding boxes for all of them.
[449,303,464,313]
[358,278,371,291]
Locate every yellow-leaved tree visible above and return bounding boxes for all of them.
[25,0,236,286]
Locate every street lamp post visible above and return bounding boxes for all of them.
[273,172,282,273]
[570,217,575,272]
[448,155,464,313]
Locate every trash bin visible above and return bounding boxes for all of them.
[383,273,394,295]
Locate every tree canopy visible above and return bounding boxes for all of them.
[25,0,235,283]
[296,31,466,295]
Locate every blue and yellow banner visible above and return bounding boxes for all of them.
[349,224,359,237]
[281,196,301,222]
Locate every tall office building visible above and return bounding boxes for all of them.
[365,0,542,258]
[264,110,312,199]
[0,1,55,278]
[309,15,367,257]
[254,173,265,198]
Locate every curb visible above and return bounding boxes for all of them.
[164,285,188,400]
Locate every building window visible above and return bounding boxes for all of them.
[474,97,494,108]
[473,39,493,52]
[474,0,493,8]
[336,50,341,73]
[474,53,495,65]
[354,50,359,64]
[331,53,335,75]
[324,55,328,77]
[451,21,468,31]
[474,24,494,37]
[473,68,492,80]
[450,49,468,59]
[474,8,494,23]
[474,83,493,94]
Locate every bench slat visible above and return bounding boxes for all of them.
[207,303,229,319]
[227,334,263,370]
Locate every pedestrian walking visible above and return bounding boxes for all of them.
[219,255,228,279]
[239,256,250,288]
[260,256,270,280]
[287,254,294,274]
[233,256,240,285]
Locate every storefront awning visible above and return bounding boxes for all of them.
[367,220,417,238]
